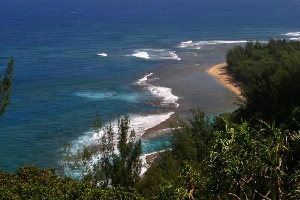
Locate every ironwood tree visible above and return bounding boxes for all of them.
[0,57,14,119]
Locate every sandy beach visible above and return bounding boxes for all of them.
[142,60,242,140]
[143,61,244,164]
[206,63,244,101]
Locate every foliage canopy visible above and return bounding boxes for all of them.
[226,39,300,127]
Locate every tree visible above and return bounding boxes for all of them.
[0,165,143,199]
[136,109,213,198]
[199,119,300,199]
[151,119,300,199]
[91,121,114,187]
[153,163,199,200]
[172,109,213,164]
[110,117,142,187]
[62,114,142,188]
[226,39,300,128]
[0,57,14,119]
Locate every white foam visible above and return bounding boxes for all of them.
[97,53,108,57]
[148,85,179,107]
[99,112,173,139]
[73,112,175,148]
[167,51,181,61]
[132,51,150,59]
[140,150,167,175]
[64,111,175,178]
[290,37,300,41]
[178,40,247,49]
[181,40,193,44]
[128,112,174,138]
[63,73,179,178]
[283,32,300,37]
[137,73,179,108]
[130,49,181,60]
[137,73,153,85]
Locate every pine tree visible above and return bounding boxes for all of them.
[71,114,142,188]
[110,116,142,187]
[0,57,14,119]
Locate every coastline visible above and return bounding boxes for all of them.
[142,61,245,165]
[142,113,179,139]
[142,61,243,139]
[143,62,244,164]
[206,63,244,101]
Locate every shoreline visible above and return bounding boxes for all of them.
[142,62,244,165]
[206,63,244,101]
[142,62,244,140]
[142,113,179,139]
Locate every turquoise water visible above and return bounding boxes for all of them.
[0,0,299,172]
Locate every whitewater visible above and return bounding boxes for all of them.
[0,0,299,173]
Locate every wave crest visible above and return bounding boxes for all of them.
[283,32,300,41]
[137,73,179,108]
[64,112,174,178]
[178,40,247,49]
[130,49,181,60]
[97,53,108,57]
[283,32,300,37]
[132,51,150,59]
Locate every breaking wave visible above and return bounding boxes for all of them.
[178,40,247,49]
[97,53,108,57]
[137,73,179,108]
[130,49,181,60]
[64,112,174,178]
[283,32,300,41]
[65,73,179,178]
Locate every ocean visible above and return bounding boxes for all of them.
[0,0,299,173]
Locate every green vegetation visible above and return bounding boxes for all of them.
[60,113,142,188]
[226,39,300,127]
[90,115,142,188]
[2,39,300,199]
[143,119,300,199]
[0,165,142,199]
[0,57,14,119]
[139,39,300,199]
[136,110,214,198]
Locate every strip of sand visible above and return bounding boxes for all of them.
[142,62,243,139]
[206,63,244,101]
[143,62,244,164]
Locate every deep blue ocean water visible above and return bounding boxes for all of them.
[1,0,300,172]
